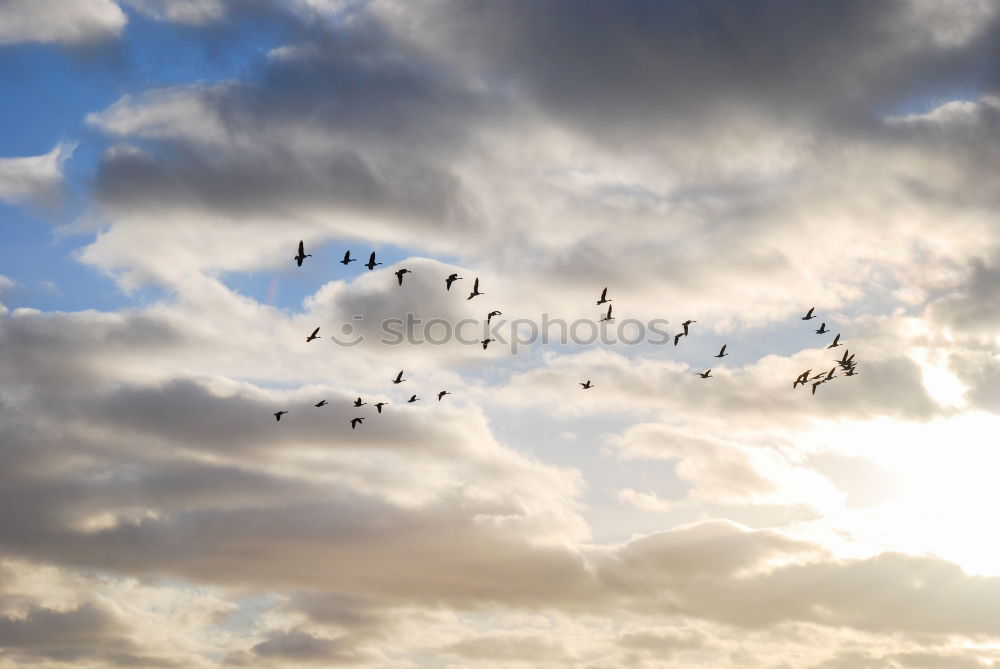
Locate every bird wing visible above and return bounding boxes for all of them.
[310,327,320,337]
[396,271,403,285]
[395,370,403,382]
[720,345,726,355]
[601,287,607,299]
[298,240,304,255]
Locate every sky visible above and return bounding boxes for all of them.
[1,0,1000,667]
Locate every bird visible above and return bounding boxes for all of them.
[836,350,854,366]
[274,411,288,421]
[294,240,310,267]
[374,401,387,413]
[392,370,405,384]
[350,417,364,429]
[315,400,328,408]
[395,269,411,286]
[596,287,611,305]
[682,320,696,336]
[674,332,685,346]
[340,250,356,265]
[697,369,712,378]
[580,380,593,389]
[446,273,462,290]
[467,277,483,300]
[793,370,811,388]
[824,367,837,381]
[843,367,859,377]
[306,327,321,342]
[481,338,495,350]
[714,344,728,358]
[487,310,502,324]
[815,322,828,334]
[364,252,381,270]
[353,397,366,408]
[802,307,816,320]
[407,394,419,403]
[437,390,450,401]
[600,304,614,322]
[827,333,842,348]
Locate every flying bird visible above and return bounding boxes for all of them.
[395,268,411,286]
[306,327,321,342]
[340,250,356,265]
[446,273,462,290]
[467,277,483,300]
[481,338,495,350]
[350,417,364,429]
[844,367,859,377]
[714,345,728,358]
[315,400,328,407]
[682,320,696,336]
[815,322,828,334]
[802,307,816,320]
[697,369,712,378]
[824,367,837,381]
[374,402,387,413]
[487,310,502,324]
[294,240,310,267]
[365,252,381,270]
[827,333,842,348]
[437,390,451,401]
[407,394,419,403]
[274,411,288,421]
[580,380,593,389]
[674,332,685,346]
[596,287,611,305]
[353,397,366,408]
[392,370,405,384]
[793,370,811,388]
[600,304,614,322]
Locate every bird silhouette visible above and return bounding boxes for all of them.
[351,417,364,429]
[353,397,366,408]
[827,334,842,349]
[341,250,356,265]
[315,400,328,408]
[681,320,696,336]
[407,394,419,403]
[392,370,405,384]
[468,277,483,300]
[600,304,614,322]
[844,367,859,377]
[274,411,288,421]
[815,322,828,334]
[802,307,816,320]
[437,390,451,401]
[714,344,728,358]
[697,369,712,378]
[374,402,387,413]
[306,327,321,342]
[836,350,855,367]
[487,310,502,324]
[481,338,495,350]
[793,370,812,388]
[395,269,411,286]
[446,273,462,290]
[674,332,685,346]
[294,240,310,267]
[580,380,593,389]
[597,287,611,305]
[824,367,837,381]
[365,252,381,270]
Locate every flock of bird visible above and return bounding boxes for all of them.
[791,307,860,395]
[278,241,860,425]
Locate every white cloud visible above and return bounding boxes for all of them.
[0,0,126,45]
[0,143,76,207]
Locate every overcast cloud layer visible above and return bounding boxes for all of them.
[2,1,1000,667]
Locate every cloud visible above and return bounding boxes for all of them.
[0,142,76,207]
[0,0,126,46]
